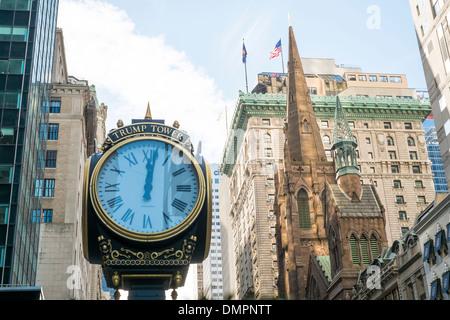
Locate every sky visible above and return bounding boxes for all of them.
[56,0,426,165]
[56,0,425,299]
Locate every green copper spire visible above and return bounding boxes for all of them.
[331,97,360,179]
[333,96,355,144]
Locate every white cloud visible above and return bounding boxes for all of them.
[57,0,232,163]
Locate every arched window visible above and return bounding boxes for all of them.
[303,120,309,133]
[264,133,271,143]
[370,234,379,260]
[407,137,415,146]
[360,235,370,266]
[386,136,394,146]
[323,135,330,144]
[297,189,311,229]
[350,234,359,266]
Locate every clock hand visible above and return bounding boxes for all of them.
[143,149,158,201]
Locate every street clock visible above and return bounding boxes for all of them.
[82,108,212,299]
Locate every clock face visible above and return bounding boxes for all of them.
[94,138,202,237]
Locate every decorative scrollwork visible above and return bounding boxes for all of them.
[98,235,197,266]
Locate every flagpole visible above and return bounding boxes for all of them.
[280,38,285,74]
[280,38,284,73]
[243,38,249,93]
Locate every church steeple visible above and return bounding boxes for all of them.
[286,26,326,163]
[331,97,361,200]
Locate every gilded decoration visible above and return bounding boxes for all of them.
[98,235,197,266]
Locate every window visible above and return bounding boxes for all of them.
[384,122,392,129]
[43,100,61,113]
[348,121,355,128]
[410,151,418,160]
[32,209,40,223]
[364,123,369,129]
[348,74,356,81]
[45,151,57,168]
[370,235,379,260]
[431,0,443,17]
[393,180,402,188]
[321,121,329,128]
[389,151,397,159]
[263,133,271,143]
[369,75,378,82]
[413,166,421,173]
[268,194,275,203]
[391,165,399,173]
[266,178,274,186]
[42,209,53,223]
[0,205,8,224]
[390,76,402,83]
[0,166,12,183]
[0,246,4,267]
[415,180,424,189]
[368,152,373,159]
[360,235,370,265]
[404,123,412,130]
[396,196,405,204]
[366,138,371,144]
[401,227,409,236]
[264,148,272,157]
[41,123,59,140]
[323,135,330,144]
[308,87,317,95]
[36,179,55,197]
[398,211,407,220]
[325,150,332,158]
[418,196,426,204]
[386,136,395,146]
[380,76,388,82]
[359,75,367,81]
[370,167,375,173]
[407,137,415,146]
[350,235,359,266]
[262,119,270,125]
[297,189,311,229]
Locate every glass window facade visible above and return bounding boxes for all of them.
[0,0,59,286]
[423,119,449,193]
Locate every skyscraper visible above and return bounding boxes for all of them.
[0,0,59,286]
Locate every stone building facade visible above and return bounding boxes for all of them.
[35,29,108,300]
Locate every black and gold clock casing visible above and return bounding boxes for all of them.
[82,117,212,292]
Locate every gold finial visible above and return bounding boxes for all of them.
[117,119,124,128]
[173,120,180,129]
[145,102,152,120]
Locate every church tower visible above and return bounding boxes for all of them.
[331,96,361,200]
[277,25,336,300]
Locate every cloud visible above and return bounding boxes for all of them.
[57,0,232,163]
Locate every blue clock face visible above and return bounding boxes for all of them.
[95,139,200,234]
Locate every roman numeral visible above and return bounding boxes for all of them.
[177,185,191,192]
[107,196,124,213]
[121,209,135,225]
[172,168,186,177]
[124,152,138,167]
[111,165,125,176]
[172,198,187,212]
[143,215,152,229]
[163,212,172,229]
[105,183,120,192]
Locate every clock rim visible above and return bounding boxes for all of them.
[90,135,206,242]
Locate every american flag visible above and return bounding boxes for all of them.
[270,39,282,59]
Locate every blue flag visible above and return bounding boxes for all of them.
[242,43,247,64]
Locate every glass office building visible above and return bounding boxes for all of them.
[0,0,58,286]
[423,116,449,194]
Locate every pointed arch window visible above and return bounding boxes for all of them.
[264,133,272,143]
[297,189,311,229]
[407,137,415,146]
[303,119,309,133]
[323,135,331,144]
[350,234,359,266]
[360,235,370,266]
[370,234,380,260]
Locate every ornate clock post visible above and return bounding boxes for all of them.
[82,107,212,299]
